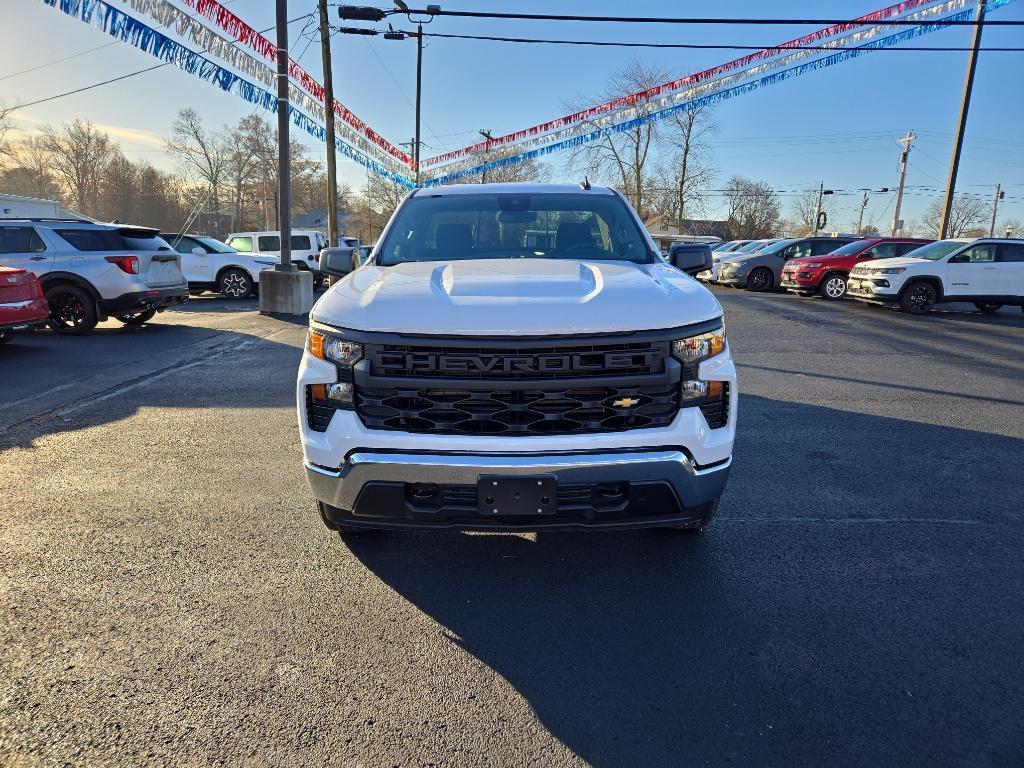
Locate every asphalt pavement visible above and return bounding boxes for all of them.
[1,288,1022,767]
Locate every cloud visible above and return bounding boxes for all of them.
[9,111,166,148]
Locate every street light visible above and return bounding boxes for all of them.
[812,183,834,235]
[336,5,441,186]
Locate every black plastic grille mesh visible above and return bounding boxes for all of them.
[355,383,680,435]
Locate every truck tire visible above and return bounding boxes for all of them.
[665,498,719,533]
[819,273,848,299]
[899,281,938,314]
[45,283,98,335]
[318,501,376,535]
[746,268,773,292]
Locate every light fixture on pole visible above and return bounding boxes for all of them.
[812,183,834,236]
[857,187,889,235]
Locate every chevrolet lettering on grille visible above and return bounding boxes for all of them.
[374,351,660,375]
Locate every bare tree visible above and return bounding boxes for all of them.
[0,104,15,169]
[0,136,63,201]
[41,120,114,214]
[566,59,671,219]
[167,109,227,216]
[724,176,781,239]
[790,189,835,235]
[661,105,715,229]
[921,195,988,237]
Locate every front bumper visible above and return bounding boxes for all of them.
[781,273,820,292]
[98,285,188,315]
[307,450,731,530]
[716,272,746,287]
[846,277,899,303]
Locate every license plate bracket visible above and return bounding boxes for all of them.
[478,475,557,516]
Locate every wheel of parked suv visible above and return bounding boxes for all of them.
[973,302,1003,313]
[899,282,938,315]
[218,268,253,299]
[0,330,8,344]
[746,268,773,292]
[115,309,157,326]
[820,273,848,300]
[45,283,98,335]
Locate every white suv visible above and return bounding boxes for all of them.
[847,238,1024,314]
[163,233,277,299]
[225,230,328,281]
[298,183,735,535]
[0,219,188,333]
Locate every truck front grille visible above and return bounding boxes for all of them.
[355,383,680,435]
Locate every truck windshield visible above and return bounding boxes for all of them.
[376,192,655,265]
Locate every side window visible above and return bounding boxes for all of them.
[172,238,196,254]
[895,242,922,256]
[954,244,997,263]
[0,227,46,254]
[786,242,811,259]
[997,244,1024,263]
[810,239,840,256]
[227,236,253,252]
[291,235,311,250]
[865,243,899,260]
[258,235,281,251]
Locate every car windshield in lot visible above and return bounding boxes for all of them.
[733,240,768,253]
[376,192,654,265]
[193,236,237,254]
[903,240,967,261]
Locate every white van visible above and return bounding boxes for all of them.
[225,230,328,282]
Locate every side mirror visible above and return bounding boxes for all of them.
[669,243,712,276]
[191,247,205,256]
[319,247,353,277]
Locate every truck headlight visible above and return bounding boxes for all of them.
[672,326,726,364]
[308,330,363,366]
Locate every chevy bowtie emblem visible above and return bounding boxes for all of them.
[613,397,640,408]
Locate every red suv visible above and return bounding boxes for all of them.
[0,266,49,344]
[781,237,932,299]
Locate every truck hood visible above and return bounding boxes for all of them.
[311,258,723,335]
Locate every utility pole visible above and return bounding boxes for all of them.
[857,191,870,235]
[989,183,1003,237]
[414,23,423,186]
[812,182,832,235]
[891,130,916,236]
[478,129,494,183]
[275,0,292,272]
[939,0,986,239]
[318,0,339,247]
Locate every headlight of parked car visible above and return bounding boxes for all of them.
[880,267,907,274]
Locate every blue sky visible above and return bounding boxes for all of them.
[3,0,1023,231]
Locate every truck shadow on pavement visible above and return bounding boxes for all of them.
[346,395,1024,767]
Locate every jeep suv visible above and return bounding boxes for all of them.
[298,183,736,533]
[0,219,188,333]
[847,238,1024,314]
[781,237,931,299]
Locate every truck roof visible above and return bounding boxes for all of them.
[415,182,616,196]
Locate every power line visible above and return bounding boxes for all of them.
[8,13,316,111]
[396,8,1024,26]
[0,42,119,83]
[416,30,1024,52]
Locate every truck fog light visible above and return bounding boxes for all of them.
[327,382,353,403]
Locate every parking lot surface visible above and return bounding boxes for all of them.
[1,290,1022,767]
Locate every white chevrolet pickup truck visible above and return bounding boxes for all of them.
[297,183,735,534]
